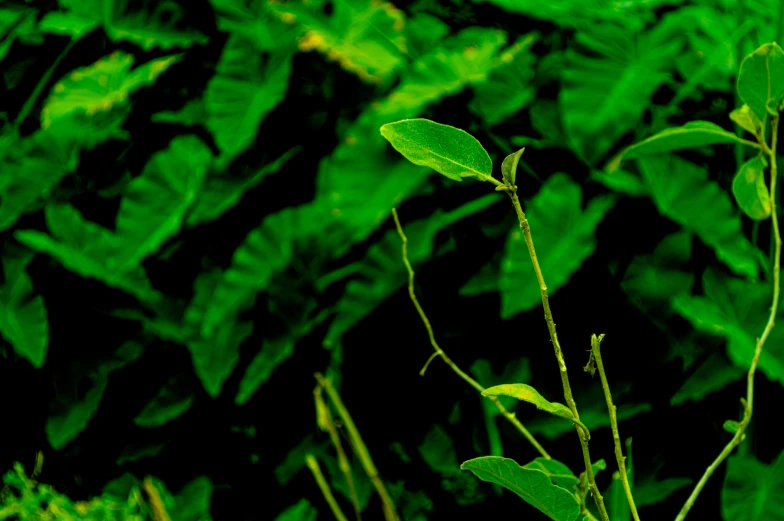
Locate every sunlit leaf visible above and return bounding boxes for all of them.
[634,477,693,508]
[732,155,771,220]
[47,368,107,449]
[737,42,784,121]
[380,119,493,182]
[0,251,48,368]
[205,35,292,164]
[461,456,581,521]
[500,174,616,318]
[722,450,784,521]
[419,424,459,474]
[670,353,743,406]
[483,384,574,421]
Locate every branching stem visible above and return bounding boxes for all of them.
[391,208,551,460]
[674,114,782,521]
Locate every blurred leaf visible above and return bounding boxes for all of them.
[732,154,771,220]
[737,42,784,121]
[273,499,317,521]
[472,0,673,28]
[134,378,195,428]
[621,231,693,303]
[419,424,458,474]
[205,35,292,164]
[152,98,206,126]
[323,194,498,349]
[0,251,48,368]
[116,442,166,465]
[673,268,784,386]
[235,338,294,406]
[41,51,181,130]
[670,353,744,406]
[404,12,449,58]
[15,204,161,305]
[471,358,531,416]
[500,173,616,318]
[561,19,682,164]
[722,450,784,521]
[483,384,575,421]
[208,0,296,51]
[590,169,649,197]
[461,456,581,521]
[113,136,212,271]
[637,154,758,278]
[380,118,493,182]
[46,368,109,450]
[171,476,213,521]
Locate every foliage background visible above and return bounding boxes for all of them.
[1,0,784,519]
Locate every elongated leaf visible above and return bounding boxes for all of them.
[500,174,616,318]
[47,369,109,450]
[41,52,181,129]
[205,35,292,164]
[737,42,784,121]
[483,384,574,421]
[235,338,295,405]
[634,477,692,508]
[0,253,49,368]
[323,194,499,349]
[274,499,317,521]
[113,136,212,271]
[732,155,771,220]
[670,353,744,406]
[134,378,194,428]
[638,155,758,278]
[15,204,161,305]
[380,119,493,182]
[615,122,753,163]
[502,148,525,186]
[461,456,581,521]
[722,450,784,521]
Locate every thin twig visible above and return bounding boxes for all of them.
[306,454,350,521]
[590,334,640,521]
[674,115,782,521]
[503,187,610,521]
[315,385,363,521]
[315,373,400,521]
[391,208,551,460]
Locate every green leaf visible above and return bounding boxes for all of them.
[461,456,581,521]
[41,52,181,130]
[621,231,693,304]
[134,378,195,428]
[730,104,763,136]
[46,368,109,450]
[502,148,525,186]
[737,42,784,121]
[527,398,650,440]
[419,424,459,475]
[501,174,616,318]
[235,338,295,405]
[15,204,161,305]
[732,155,771,220]
[152,98,206,126]
[116,442,166,465]
[523,458,580,492]
[561,19,682,164]
[637,155,759,278]
[590,169,649,197]
[380,118,493,182]
[273,499,317,521]
[615,122,753,163]
[634,477,693,508]
[722,450,784,521]
[171,477,213,521]
[0,251,48,368]
[322,194,498,349]
[113,136,212,271]
[673,268,784,386]
[670,353,744,406]
[483,384,574,421]
[205,35,292,164]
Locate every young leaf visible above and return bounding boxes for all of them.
[0,252,49,368]
[500,174,616,318]
[737,42,784,121]
[380,119,493,182]
[483,384,574,421]
[722,450,784,521]
[502,148,525,186]
[461,456,581,521]
[113,136,212,271]
[730,104,763,136]
[205,35,292,164]
[732,155,771,220]
[614,121,754,164]
[637,155,759,278]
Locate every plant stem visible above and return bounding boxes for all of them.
[306,454,350,521]
[590,334,640,521]
[674,114,782,521]
[315,373,400,521]
[391,208,551,460]
[504,188,610,521]
[315,386,363,521]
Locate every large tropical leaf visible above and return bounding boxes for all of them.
[499,173,616,318]
[205,34,293,164]
[208,0,296,51]
[560,18,683,164]
[322,194,499,349]
[113,136,212,271]
[722,450,784,521]
[621,231,694,305]
[0,251,49,368]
